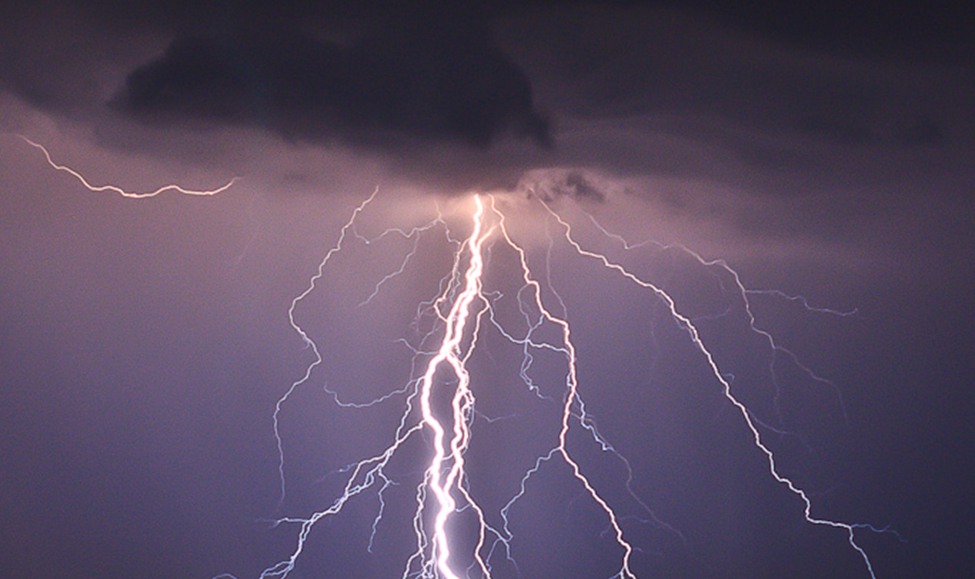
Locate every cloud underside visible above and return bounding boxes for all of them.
[113,29,551,150]
[2,2,970,207]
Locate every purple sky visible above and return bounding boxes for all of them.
[1,2,974,578]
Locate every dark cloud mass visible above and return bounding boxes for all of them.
[113,23,551,149]
[546,171,607,202]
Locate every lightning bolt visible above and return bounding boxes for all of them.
[18,137,888,578]
[261,193,646,579]
[260,188,886,579]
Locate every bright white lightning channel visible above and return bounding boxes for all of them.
[262,190,885,579]
[265,193,640,579]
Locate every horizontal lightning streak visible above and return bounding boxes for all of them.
[18,135,237,198]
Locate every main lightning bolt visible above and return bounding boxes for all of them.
[262,193,646,579]
[260,188,885,579]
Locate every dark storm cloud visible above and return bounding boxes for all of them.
[546,171,607,202]
[2,0,972,202]
[492,3,974,205]
[681,0,975,65]
[505,4,971,143]
[112,25,551,149]
[0,1,551,151]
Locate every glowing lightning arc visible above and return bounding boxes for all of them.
[17,135,237,197]
[418,194,491,579]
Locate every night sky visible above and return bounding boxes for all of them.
[1,2,974,578]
